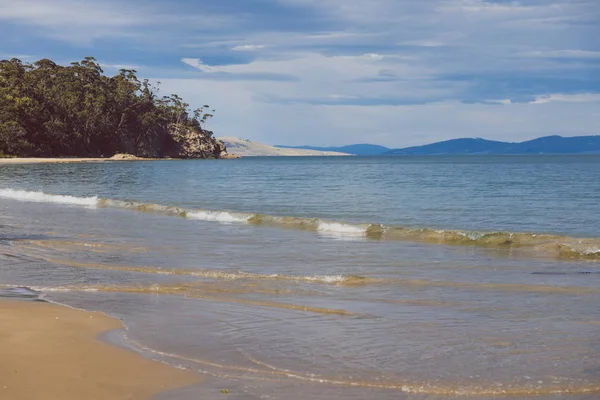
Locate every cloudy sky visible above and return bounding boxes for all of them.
[1,0,599,147]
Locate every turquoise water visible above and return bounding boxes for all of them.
[1,156,599,399]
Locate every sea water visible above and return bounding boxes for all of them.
[1,156,599,399]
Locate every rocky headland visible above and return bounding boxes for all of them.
[0,57,234,160]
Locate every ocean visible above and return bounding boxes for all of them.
[1,155,599,399]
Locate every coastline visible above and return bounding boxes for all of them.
[0,300,199,400]
[0,157,153,164]
[0,155,239,164]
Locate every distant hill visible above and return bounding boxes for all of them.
[276,144,390,156]
[386,135,600,155]
[217,137,350,156]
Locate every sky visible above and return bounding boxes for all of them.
[1,0,599,148]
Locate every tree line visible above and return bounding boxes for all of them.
[0,56,217,157]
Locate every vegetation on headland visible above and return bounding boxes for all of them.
[0,57,228,159]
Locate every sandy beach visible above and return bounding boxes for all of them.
[0,155,155,164]
[0,300,199,400]
[0,157,112,164]
[0,155,238,163]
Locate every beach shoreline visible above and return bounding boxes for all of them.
[0,155,239,164]
[1,157,107,164]
[0,156,162,164]
[0,299,199,400]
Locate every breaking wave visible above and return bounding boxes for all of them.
[317,221,368,236]
[187,210,252,223]
[2,188,600,260]
[0,188,97,207]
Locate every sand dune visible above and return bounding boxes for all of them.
[218,137,350,156]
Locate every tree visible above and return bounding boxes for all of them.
[0,57,221,158]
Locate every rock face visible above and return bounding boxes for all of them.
[164,124,231,159]
[110,153,144,160]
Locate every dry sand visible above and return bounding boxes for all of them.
[0,154,152,164]
[0,157,111,164]
[0,154,236,163]
[217,137,350,157]
[0,300,199,400]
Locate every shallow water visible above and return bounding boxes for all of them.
[1,156,599,399]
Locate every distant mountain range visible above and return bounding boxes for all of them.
[277,136,600,156]
[386,135,600,155]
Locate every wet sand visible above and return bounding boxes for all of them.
[0,300,199,400]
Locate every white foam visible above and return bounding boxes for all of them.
[188,270,353,284]
[186,210,251,223]
[580,247,600,256]
[30,286,99,292]
[303,274,348,284]
[317,221,367,236]
[458,231,485,241]
[0,188,98,207]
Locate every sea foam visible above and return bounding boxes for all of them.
[0,188,98,207]
[317,221,368,236]
[186,210,252,223]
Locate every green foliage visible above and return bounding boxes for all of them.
[0,57,216,157]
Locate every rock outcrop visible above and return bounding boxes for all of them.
[164,124,232,159]
[110,153,145,160]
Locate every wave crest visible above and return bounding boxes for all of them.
[317,221,368,236]
[3,188,600,260]
[0,188,97,207]
[187,210,252,223]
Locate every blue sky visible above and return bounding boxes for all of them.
[1,0,599,147]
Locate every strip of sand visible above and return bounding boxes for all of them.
[0,300,199,400]
[0,154,155,164]
[0,157,111,164]
[0,155,237,163]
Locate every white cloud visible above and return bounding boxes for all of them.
[131,0,600,144]
[0,0,144,27]
[305,32,371,39]
[360,53,385,61]
[181,52,424,81]
[440,0,537,14]
[232,44,266,52]
[487,99,512,105]
[101,63,140,71]
[0,54,34,60]
[328,94,359,100]
[156,77,600,148]
[181,58,222,73]
[399,40,446,47]
[530,93,600,104]
[519,50,600,59]
[3,0,598,145]
[0,0,233,44]
[0,0,145,44]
